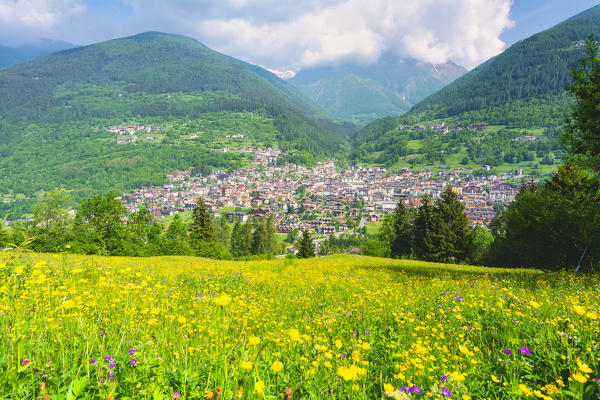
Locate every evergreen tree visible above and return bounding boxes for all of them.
[297,229,315,258]
[563,38,600,171]
[251,219,267,255]
[436,186,473,261]
[414,194,438,261]
[189,197,216,245]
[387,200,413,258]
[265,215,279,254]
[488,163,600,271]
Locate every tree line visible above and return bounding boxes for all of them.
[0,192,317,260]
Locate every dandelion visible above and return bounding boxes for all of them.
[248,336,260,346]
[240,361,253,370]
[384,383,395,392]
[254,380,265,394]
[214,294,232,306]
[271,360,283,373]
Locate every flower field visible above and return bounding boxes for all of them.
[0,253,598,399]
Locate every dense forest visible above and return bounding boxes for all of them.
[409,5,600,120]
[0,32,352,212]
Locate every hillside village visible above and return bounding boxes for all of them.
[118,147,524,237]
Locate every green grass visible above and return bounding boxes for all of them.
[3,252,599,399]
[365,222,382,236]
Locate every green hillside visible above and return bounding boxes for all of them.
[290,55,466,125]
[408,5,600,126]
[351,5,600,171]
[0,32,349,206]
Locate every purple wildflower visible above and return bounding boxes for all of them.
[109,362,115,369]
[21,359,30,366]
[128,349,136,354]
[109,372,115,378]
[504,349,511,354]
[441,388,452,397]
[441,375,449,381]
[104,356,111,361]
[173,393,180,399]
[90,359,96,364]
[520,346,531,355]
[131,359,137,365]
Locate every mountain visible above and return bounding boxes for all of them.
[350,5,600,172]
[0,32,349,214]
[0,39,75,69]
[407,4,600,127]
[289,54,466,125]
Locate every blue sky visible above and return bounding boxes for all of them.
[0,0,598,70]
[502,0,600,45]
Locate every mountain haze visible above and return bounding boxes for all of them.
[0,39,75,69]
[290,55,466,125]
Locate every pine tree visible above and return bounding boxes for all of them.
[231,221,242,256]
[413,194,439,261]
[189,197,216,245]
[297,229,315,258]
[251,219,267,255]
[264,215,279,254]
[563,38,600,171]
[436,186,473,261]
[389,200,412,258]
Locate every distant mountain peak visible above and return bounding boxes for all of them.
[289,56,466,125]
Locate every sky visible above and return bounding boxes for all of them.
[0,0,598,70]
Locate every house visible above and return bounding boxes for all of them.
[227,212,248,222]
[367,214,380,222]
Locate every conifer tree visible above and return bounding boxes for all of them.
[437,186,473,261]
[297,229,315,258]
[389,200,412,258]
[414,194,439,261]
[189,197,216,245]
[251,219,267,255]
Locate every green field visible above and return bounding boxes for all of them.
[1,252,598,399]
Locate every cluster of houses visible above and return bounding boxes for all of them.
[397,122,488,135]
[106,125,160,144]
[117,150,527,235]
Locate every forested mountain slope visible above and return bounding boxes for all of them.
[0,32,349,207]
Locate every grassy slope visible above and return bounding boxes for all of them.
[5,251,600,399]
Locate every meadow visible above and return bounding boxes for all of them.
[0,253,598,399]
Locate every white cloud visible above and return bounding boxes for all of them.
[0,0,514,70]
[0,0,85,44]
[122,0,514,69]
